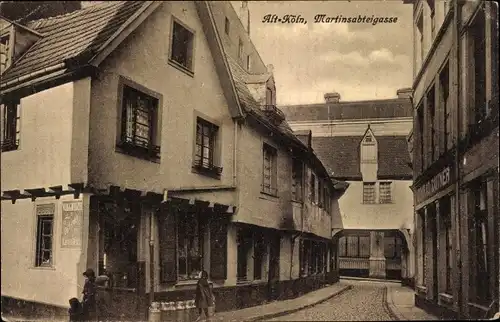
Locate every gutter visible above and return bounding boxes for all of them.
[0,63,66,93]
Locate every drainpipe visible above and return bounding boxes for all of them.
[149,211,155,306]
[453,0,462,318]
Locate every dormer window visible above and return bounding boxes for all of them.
[364,135,372,143]
[266,87,273,106]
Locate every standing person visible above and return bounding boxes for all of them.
[82,268,97,321]
[195,270,214,322]
[68,297,84,322]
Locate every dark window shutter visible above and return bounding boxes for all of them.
[159,209,177,283]
[210,216,228,280]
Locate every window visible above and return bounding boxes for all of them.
[384,235,403,259]
[246,55,251,70]
[194,118,221,176]
[265,87,273,106]
[253,232,265,280]
[177,213,203,280]
[1,100,20,152]
[310,173,316,202]
[427,86,437,161]
[238,38,243,60]
[470,180,490,304]
[318,179,324,207]
[262,144,278,195]
[441,196,452,294]
[224,17,230,35]
[338,235,370,258]
[300,240,327,276]
[440,63,451,151]
[417,105,425,171]
[363,182,375,204]
[1,33,11,72]
[120,85,160,159]
[170,21,194,71]
[361,132,376,163]
[35,204,55,267]
[364,135,372,143]
[469,9,488,124]
[291,158,303,201]
[417,14,424,67]
[420,210,427,285]
[379,182,392,204]
[237,229,252,281]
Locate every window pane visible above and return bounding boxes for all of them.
[363,183,375,203]
[379,182,392,203]
[42,220,52,235]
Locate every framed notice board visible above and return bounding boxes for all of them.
[61,201,83,248]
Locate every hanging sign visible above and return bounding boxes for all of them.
[61,201,83,248]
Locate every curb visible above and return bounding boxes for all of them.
[341,276,401,284]
[383,286,403,321]
[250,284,353,321]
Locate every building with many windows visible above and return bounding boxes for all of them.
[0,1,347,320]
[280,89,415,285]
[405,0,499,319]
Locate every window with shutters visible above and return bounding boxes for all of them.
[170,20,194,73]
[177,212,203,280]
[119,85,160,160]
[379,182,392,204]
[194,117,221,177]
[362,182,375,204]
[338,235,369,258]
[262,143,278,196]
[35,204,55,267]
[291,158,303,201]
[1,100,20,152]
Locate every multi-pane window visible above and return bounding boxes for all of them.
[121,85,159,157]
[471,180,490,304]
[323,186,330,213]
[177,213,203,280]
[300,240,328,276]
[224,17,230,35]
[1,100,20,152]
[384,235,403,259]
[194,118,219,173]
[310,173,316,202]
[417,105,425,171]
[262,144,278,195]
[379,182,392,204]
[440,63,451,151]
[35,204,55,267]
[362,182,375,204]
[253,232,265,280]
[1,34,11,72]
[171,21,194,71]
[338,235,370,258]
[470,9,488,124]
[427,86,437,161]
[291,159,303,201]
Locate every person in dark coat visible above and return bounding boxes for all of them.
[82,268,97,321]
[195,270,214,321]
[68,297,84,322]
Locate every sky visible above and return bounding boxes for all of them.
[232,1,414,105]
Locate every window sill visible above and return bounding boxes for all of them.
[115,143,160,163]
[1,140,19,152]
[192,164,222,179]
[260,191,279,199]
[168,59,194,77]
[30,265,56,271]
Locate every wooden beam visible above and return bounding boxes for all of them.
[24,188,47,201]
[123,188,142,200]
[48,185,63,199]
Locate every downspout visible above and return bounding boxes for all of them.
[149,211,155,306]
[453,0,462,317]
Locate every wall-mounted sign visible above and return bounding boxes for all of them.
[61,201,83,248]
[416,167,452,203]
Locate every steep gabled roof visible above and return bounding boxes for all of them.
[1,1,149,86]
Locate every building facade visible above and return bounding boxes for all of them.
[0,1,347,320]
[407,0,499,319]
[280,89,415,286]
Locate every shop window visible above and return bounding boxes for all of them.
[384,235,403,259]
[441,196,453,294]
[338,235,370,258]
[363,182,375,204]
[237,229,252,282]
[35,204,55,267]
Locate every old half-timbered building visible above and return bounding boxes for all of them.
[0,1,347,320]
[406,0,499,319]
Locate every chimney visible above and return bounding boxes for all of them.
[324,92,341,103]
[397,87,413,99]
[239,1,250,36]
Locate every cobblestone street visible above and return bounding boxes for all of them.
[267,280,397,321]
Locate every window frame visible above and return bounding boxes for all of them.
[116,77,162,162]
[261,143,278,196]
[379,181,392,204]
[426,84,437,162]
[1,99,20,152]
[33,204,56,269]
[192,115,222,178]
[253,231,265,280]
[362,182,376,204]
[169,18,196,75]
[338,235,370,258]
